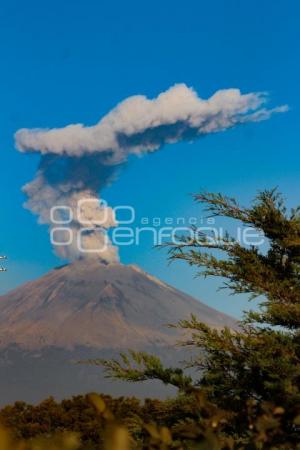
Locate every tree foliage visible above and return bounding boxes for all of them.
[1,189,300,448]
[96,189,300,448]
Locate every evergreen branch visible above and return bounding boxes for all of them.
[81,350,193,392]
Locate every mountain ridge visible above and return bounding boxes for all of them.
[0,260,236,350]
[0,260,236,404]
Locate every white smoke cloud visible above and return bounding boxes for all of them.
[24,172,119,262]
[15,83,288,263]
[15,84,288,157]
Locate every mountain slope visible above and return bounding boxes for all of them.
[0,260,235,350]
[0,260,236,404]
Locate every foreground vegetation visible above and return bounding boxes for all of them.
[0,389,298,449]
[0,393,199,449]
[0,189,299,448]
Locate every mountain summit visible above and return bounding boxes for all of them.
[0,260,235,404]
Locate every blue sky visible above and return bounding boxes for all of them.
[0,0,299,318]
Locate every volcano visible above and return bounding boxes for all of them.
[0,260,235,404]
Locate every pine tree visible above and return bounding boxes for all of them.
[93,189,300,446]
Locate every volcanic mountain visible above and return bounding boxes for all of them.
[0,260,235,404]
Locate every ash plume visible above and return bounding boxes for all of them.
[15,83,287,263]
